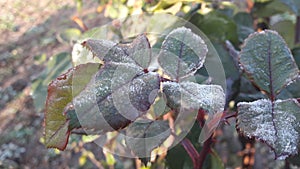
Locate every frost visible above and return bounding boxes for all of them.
[158,27,208,81]
[45,27,227,153]
[83,39,115,59]
[126,34,151,69]
[83,34,152,69]
[237,99,300,159]
[162,81,225,114]
[83,39,134,64]
[72,62,160,133]
[125,119,170,158]
[239,30,299,95]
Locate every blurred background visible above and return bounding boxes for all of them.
[0,0,299,168]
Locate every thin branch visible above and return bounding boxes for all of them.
[285,159,290,169]
[197,109,206,127]
[181,138,200,169]
[221,111,237,125]
[225,40,241,73]
[196,109,216,169]
[198,135,213,169]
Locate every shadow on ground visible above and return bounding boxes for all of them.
[0,1,110,168]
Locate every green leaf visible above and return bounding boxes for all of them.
[162,81,225,113]
[126,34,151,69]
[271,20,295,48]
[239,30,299,96]
[237,99,300,159]
[73,62,160,133]
[59,28,82,44]
[82,34,152,69]
[233,12,255,42]
[189,12,238,44]
[158,27,208,81]
[253,0,298,17]
[209,149,225,169]
[31,52,72,113]
[45,63,100,150]
[292,47,300,69]
[125,119,170,158]
[279,0,298,15]
[278,78,300,99]
[45,66,74,150]
[162,81,225,142]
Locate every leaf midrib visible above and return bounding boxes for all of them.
[267,35,278,138]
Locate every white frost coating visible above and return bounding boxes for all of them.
[274,99,299,158]
[85,39,116,58]
[180,82,225,113]
[237,99,300,159]
[158,27,208,80]
[238,99,275,143]
[162,81,225,114]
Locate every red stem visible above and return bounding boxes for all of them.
[181,138,200,169]
[182,110,237,169]
[198,136,213,169]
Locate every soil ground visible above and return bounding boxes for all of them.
[0,1,110,168]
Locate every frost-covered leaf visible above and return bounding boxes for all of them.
[158,27,207,81]
[73,62,160,133]
[126,34,151,69]
[125,119,170,158]
[240,30,299,96]
[162,81,225,113]
[45,63,100,150]
[82,39,133,63]
[237,99,300,159]
[82,34,151,68]
[162,81,225,142]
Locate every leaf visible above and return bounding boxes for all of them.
[162,81,225,113]
[233,12,255,42]
[237,99,300,159]
[59,28,82,43]
[73,62,160,133]
[239,30,299,96]
[126,34,151,69]
[278,78,300,99]
[292,47,300,69]
[189,12,238,44]
[158,27,208,81]
[45,63,100,150]
[209,149,225,169]
[82,34,152,69]
[253,0,298,17]
[271,20,295,48]
[82,39,129,63]
[125,119,170,158]
[31,52,72,113]
[162,81,225,142]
